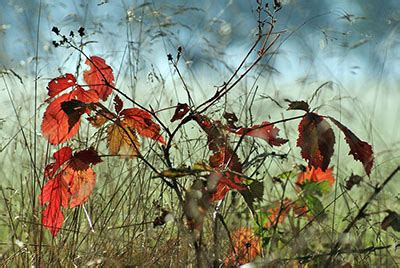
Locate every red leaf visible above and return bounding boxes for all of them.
[73,85,100,103]
[44,147,73,177]
[297,113,335,171]
[121,108,166,144]
[61,99,88,131]
[39,147,101,236]
[113,95,123,114]
[328,117,373,175]
[83,56,114,101]
[46,73,77,100]
[38,174,69,236]
[230,121,288,146]
[209,172,245,201]
[170,103,190,122]
[62,166,96,208]
[193,114,246,201]
[42,93,82,144]
[296,166,335,187]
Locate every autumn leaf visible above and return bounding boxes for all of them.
[39,147,101,236]
[287,100,310,112]
[61,99,88,131]
[38,174,68,236]
[83,56,114,101]
[209,171,246,201]
[113,95,123,114]
[230,121,288,146]
[107,120,140,157]
[170,103,190,122]
[296,166,335,187]
[263,198,293,229]
[46,73,77,100]
[193,114,245,201]
[62,166,96,208]
[121,108,166,144]
[297,113,335,171]
[42,82,100,144]
[224,227,261,266]
[42,93,83,144]
[328,117,373,175]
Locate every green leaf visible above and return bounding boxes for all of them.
[304,195,324,216]
[302,180,331,196]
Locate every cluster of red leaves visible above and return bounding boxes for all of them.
[38,147,101,236]
[90,95,165,157]
[40,56,165,236]
[224,227,261,266]
[194,114,244,201]
[194,114,287,201]
[297,112,373,176]
[42,56,115,144]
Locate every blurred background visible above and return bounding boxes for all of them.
[0,0,399,166]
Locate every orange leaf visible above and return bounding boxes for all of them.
[224,227,261,266]
[39,147,101,236]
[107,120,140,157]
[296,166,335,187]
[83,56,114,101]
[62,167,96,208]
[209,171,245,201]
[263,198,293,229]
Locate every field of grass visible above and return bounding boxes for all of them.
[1,1,400,267]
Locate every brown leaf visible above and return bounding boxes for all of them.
[170,103,190,122]
[381,211,400,232]
[287,100,310,112]
[345,174,363,190]
[107,120,140,157]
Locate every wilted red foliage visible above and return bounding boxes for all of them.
[193,114,245,201]
[224,227,261,266]
[170,103,190,122]
[328,117,373,175]
[297,113,335,171]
